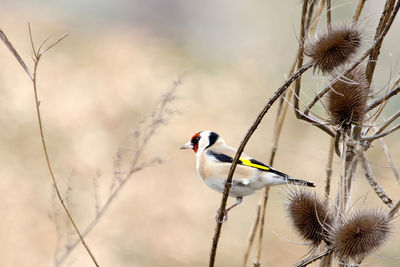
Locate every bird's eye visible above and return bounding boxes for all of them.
[192,136,200,144]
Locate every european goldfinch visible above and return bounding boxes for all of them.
[181,131,315,220]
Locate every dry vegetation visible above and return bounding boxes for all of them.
[0,1,399,267]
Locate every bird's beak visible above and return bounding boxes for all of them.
[180,141,193,150]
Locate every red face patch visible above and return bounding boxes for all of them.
[190,132,201,153]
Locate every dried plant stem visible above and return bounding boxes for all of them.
[209,62,313,267]
[358,148,394,208]
[337,131,349,216]
[379,138,400,185]
[319,138,334,266]
[242,202,262,267]
[246,3,319,265]
[366,0,396,84]
[367,85,400,111]
[30,34,99,267]
[0,26,99,266]
[371,111,400,136]
[296,247,334,267]
[353,0,367,22]
[243,63,296,267]
[318,250,333,267]
[253,187,270,267]
[55,76,182,265]
[326,0,332,29]
[361,123,400,141]
[324,137,335,198]
[309,0,326,36]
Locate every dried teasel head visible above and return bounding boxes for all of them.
[326,66,370,128]
[305,23,362,74]
[331,209,394,264]
[286,189,333,246]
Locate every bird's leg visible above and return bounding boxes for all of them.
[215,197,243,223]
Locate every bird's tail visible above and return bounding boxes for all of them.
[286,177,315,187]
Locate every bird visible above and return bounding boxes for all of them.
[181,130,315,222]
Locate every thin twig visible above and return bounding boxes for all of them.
[295,247,334,267]
[361,123,400,141]
[243,51,298,267]
[379,138,400,185]
[0,29,33,80]
[358,148,394,208]
[0,25,99,266]
[369,111,400,136]
[55,75,183,265]
[209,62,313,267]
[25,26,100,266]
[324,137,335,198]
[308,0,326,36]
[242,202,261,267]
[367,85,400,111]
[365,0,396,84]
[353,0,367,22]
[253,187,270,267]
[326,0,332,29]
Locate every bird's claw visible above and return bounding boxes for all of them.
[215,208,228,223]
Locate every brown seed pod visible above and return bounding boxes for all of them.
[286,189,333,246]
[332,209,393,263]
[305,23,362,74]
[326,66,370,127]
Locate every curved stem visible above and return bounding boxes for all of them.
[209,62,313,267]
[31,48,99,267]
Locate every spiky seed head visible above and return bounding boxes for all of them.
[286,189,333,246]
[305,23,362,74]
[326,66,370,128]
[332,209,392,263]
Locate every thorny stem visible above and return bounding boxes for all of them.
[209,62,313,267]
[243,55,296,267]
[257,2,312,265]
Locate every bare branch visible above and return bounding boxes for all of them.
[353,0,367,21]
[0,29,33,80]
[294,247,334,267]
[242,202,261,267]
[367,85,400,111]
[358,148,394,208]
[55,75,183,266]
[209,62,313,267]
[361,123,400,141]
[379,138,400,185]
[324,137,335,198]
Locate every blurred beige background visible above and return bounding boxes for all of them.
[0,1,399,266]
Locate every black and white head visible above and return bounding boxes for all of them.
[181,131,223,154]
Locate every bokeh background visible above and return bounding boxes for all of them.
[1,1,399,266]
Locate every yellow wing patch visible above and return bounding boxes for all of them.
[239,158,270,171]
